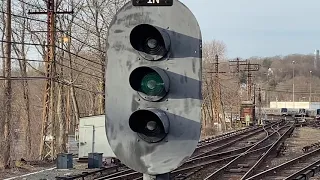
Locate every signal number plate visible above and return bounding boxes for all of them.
[132,0,173,6]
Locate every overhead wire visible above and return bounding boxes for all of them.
[14,0,107,40]
[54,78,103,94]
[1,3,106,94]
[0,56,104,79]
[0,68,103,94]
[0,76,52,80]
[0,40,104,67]
[3,6,106,59]
[54,54,104,74]
[2,8,106,54]
[0,10,106,71]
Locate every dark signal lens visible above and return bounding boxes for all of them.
[140,72,165,96]
[129,67,169,101]
[130,24,170,61]
[129,109,169,143]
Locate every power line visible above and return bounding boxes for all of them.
[0,56,104,79]
[55,79,103,95]
[0,56,46,63]
[54,54,104,74]
[0,75,103,94]
[55,61,103,79]
[2,9,106,54]
[6,1,106,39]
[0,40,104,66]
[0,76,52,80]
[1,55,104,74]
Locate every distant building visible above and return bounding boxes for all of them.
[270,101,320,109]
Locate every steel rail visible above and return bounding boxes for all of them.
[203,123,291,180]
[56,122,281,180]
[240,123,295,179]
[101,145,274,180]
[246,148,320,180]
[55,165,125,180]
[284,158,320,180]
[171,145,273,179]
[197,126,257,146]
[192,121,281,159]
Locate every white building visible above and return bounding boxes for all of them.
[270,101,320,109]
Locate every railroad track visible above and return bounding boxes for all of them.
[197,126,257,146]
[95,121,284,180]
[246,147,320,180]
[55,121,284,180]
[182,122,294,180]
[192,121,282,158]
[55,165,128,180]
[55,123,271,180]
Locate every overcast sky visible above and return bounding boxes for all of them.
[180,0,320,59]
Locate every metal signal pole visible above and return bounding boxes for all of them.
[28,0,73,161]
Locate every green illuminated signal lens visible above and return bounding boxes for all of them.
[140,72,164,96]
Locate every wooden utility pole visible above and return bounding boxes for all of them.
[229,58,246,122]
[206,55,227,131]
[244,61,259,101]
[247,61,252,100]
[2,0,12,168]
[229,58,246,85]
[258,87,262,125]
[229,59,260,126]
[230,60,260,101]
[28,0,73,161]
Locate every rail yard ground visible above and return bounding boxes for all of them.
[263,126,320,168]
[2,119,320,180]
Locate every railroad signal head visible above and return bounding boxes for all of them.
[105,0,202,175]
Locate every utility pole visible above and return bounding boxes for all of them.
[247,61,252,100]
[243,61,259,101]
[28,0,73,161]
[309,70,312,102]
[206,55,226,131]
[253,84,256,124]
[214,55,224,131]
[230,60,259,126]
[229,58,244,86]
[229,58,246,122]
[292,60,295,108]
[258,87,262,125]
[229,59,259,101]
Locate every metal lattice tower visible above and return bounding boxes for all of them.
[28,0,73,161]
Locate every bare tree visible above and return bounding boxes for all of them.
[202,40,227,63]
[201,40,228,137]
[2,0,12,168]
[11,0,32,158]
[0,0,5,168]
[79,0,128,115]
